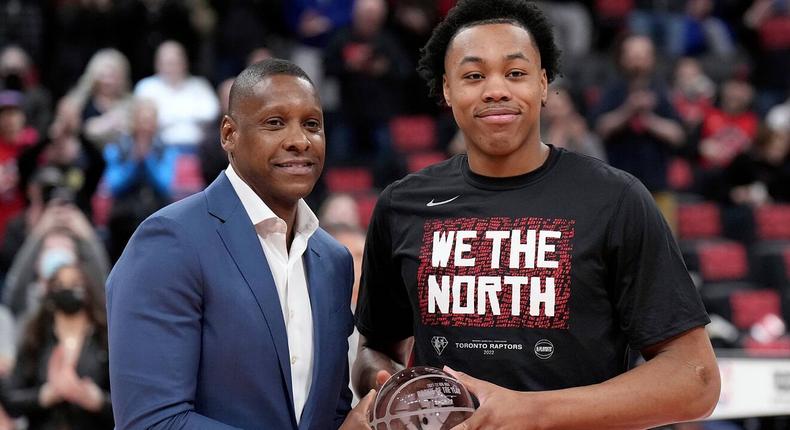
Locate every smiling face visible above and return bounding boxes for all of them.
[442,23,547,175]
[221,74,325,214]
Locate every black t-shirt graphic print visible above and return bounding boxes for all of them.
[356,146,709,392]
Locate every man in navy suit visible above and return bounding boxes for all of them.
[107,59,373,429]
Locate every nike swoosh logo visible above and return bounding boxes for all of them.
[426,195,461,207]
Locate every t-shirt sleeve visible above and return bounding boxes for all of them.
[355,186,414,342]
[606,177,710,351]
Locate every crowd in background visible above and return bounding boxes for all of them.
[0,0,789,429]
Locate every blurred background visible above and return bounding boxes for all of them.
[0,0,788,429]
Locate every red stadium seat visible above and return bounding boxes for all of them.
[407,151,447,173]
[698,241,748,282]
[390,115,437,152]
[729,289,781,329]
[755,204,790,240]
[324,167,374,193]
[677,202,722,240]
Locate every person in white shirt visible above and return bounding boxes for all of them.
[107,59,373,429]
[133,40,219,148]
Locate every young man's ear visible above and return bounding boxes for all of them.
[442,75,451,107]
[220,115,237,154]
[541,69,548,106]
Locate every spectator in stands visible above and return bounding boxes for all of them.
[213,1,285,81]
[721,126,790,205]
[0,91,37,248]
[16,97,105,218]
[285,0,353,48]
[45,0,122,98]
[2,199,109,319]
[592,34,685,224]
[67,49,133,149]
[389,0,441,114]
[628,0,685,56]
[590,0,634,50]
[542,86,605,160]
[535,1,593,60]
[699,78,759,170]
[133,40,219,149]
[104,99,177,262]
[744,0,790,114]
[319,193,361,229]
[0,303,15,430]
[114,0,200,82]
[1,167,68,285]
[0,45,52,137]
[2,263,113,430]
[324,0,410,163]
[671,0,735,58]
[0,0,44,69]
[766,95,790,133]
[671,57,716,135]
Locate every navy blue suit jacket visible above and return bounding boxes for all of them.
[107,172,354,429]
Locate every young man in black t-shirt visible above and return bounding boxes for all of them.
[352,0,721,428]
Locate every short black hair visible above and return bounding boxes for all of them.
[417,0,561,103]
[228,58,315,115]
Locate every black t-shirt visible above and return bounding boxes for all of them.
[355,146,709,391]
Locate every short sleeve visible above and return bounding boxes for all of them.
[355,187,414,341]
[606,178,710,351]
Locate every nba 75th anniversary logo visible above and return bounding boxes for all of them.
[432,336,448,355]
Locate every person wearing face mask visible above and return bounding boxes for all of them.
[2,204,109,318]
[1,263,113,430]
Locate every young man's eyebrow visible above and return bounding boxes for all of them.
[459,55,483,65]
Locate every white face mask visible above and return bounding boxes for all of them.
[37,248,77,280]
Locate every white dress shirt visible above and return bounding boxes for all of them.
[225,165,318,423]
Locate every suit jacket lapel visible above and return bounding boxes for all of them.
[206,173,297,423]
[298,241,328,430]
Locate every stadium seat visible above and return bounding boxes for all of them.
[698,241,749,282]
[755,204,790,241]
[730,289,781,329]
[677,202,722,240]
[407,151,447,173]
[390,115,437,152]
[324,167,374,193]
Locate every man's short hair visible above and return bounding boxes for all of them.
[228,58,315,115]
[417,0,561,104]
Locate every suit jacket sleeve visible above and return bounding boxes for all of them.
[334,248,355,429]
[106,215,241,430]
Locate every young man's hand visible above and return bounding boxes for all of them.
[446,367,536,430]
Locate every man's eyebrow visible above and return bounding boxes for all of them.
[459,55,483,65]
[505,52,529,61]
[459,53,531,65]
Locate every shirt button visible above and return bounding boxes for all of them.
[291,356,297,364]
[289,310,294,319]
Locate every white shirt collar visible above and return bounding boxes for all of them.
[225,164,319,238]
